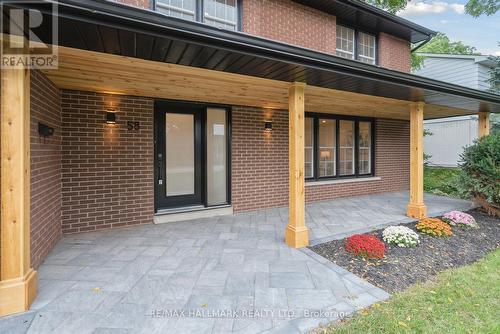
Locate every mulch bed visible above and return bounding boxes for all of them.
[310,209,500,293]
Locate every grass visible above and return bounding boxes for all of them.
[322,249,500,334]
[424,167,463,198]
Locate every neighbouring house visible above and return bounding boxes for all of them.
[414,53,497,167]
[0,0,499,316]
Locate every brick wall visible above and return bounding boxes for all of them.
[241,0,337,54]
[108,0,411,71]
[231,107,409,211]
[57,91,408,229]
[60,91,154,233]
[378,32,411,73]
[30,70,62,269]
[231,106,289,211]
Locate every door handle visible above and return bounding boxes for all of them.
[158,153,164,185]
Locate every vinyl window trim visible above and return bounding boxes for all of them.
[153,0,241,31]
[336,24,378,65]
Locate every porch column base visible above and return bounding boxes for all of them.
[0,269,37,317]
[285,225,309,248]
[406,203,427,219]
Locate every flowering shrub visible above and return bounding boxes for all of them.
[382,226,420,247]
[345,234,385,259]
[442,211,479,229]
[416,218,452,237]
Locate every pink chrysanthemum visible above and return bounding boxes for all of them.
[442,211,478,229]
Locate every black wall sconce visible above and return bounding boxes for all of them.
[38,122,54,137]
[264,121,273,132]
[106,109,116,124]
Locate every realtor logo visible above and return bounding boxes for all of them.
[1,1,58,69]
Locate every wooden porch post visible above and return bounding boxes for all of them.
[0,66,37,316]
[406,102,427,219]
[285,82,309,248]
[478,112,490,138]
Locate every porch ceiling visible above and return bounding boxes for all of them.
[42,47,476,120]
[5,0,499,118]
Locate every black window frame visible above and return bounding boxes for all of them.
[305,113,375,182]
[335,23,378,66]
[152,0,242,31]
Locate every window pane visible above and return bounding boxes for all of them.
[204,0,238,30]
[358,122,372,174]
[319,119,336,177]
[157,0,196,20]
[339,120,354,176]
[358,32,376,65]
[207,108,228,205]
[336,25,354,60]
[305,117,314,178]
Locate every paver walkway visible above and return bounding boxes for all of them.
[307,192,474,245]
[0,192,472,333]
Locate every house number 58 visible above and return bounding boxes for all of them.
[127,121,140,131]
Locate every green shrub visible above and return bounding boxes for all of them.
[457,134,500,215]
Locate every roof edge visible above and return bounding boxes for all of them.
[339,0,436,36]
[293,0,436,43]
[12,0,500,108]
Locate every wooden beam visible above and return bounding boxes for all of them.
[478,112,490,138]
[406,102,427,219]
[0,66,37,316]
[39,46,479,121]
[285,82,309,248]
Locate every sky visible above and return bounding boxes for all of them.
[396,0,500,56]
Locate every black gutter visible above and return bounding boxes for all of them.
[293,0,436,43]
[15,0,500,106]
[339,0,436,38]
[411,37,433,53]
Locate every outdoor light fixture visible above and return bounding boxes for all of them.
[38,122,54,137]
[106,109,116,124]
[264,121,273,132]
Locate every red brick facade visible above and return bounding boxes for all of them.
[30,71,62,269]
[241,0,337,55]
[60,91,154,233]
[232,107,289,211]
[0,70,62,269]
[231,107,410,211]
[108,0,411,72]
[378,33,411,73]
[56,101,409,228]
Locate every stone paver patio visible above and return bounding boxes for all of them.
[0,192,473,333]
[307,191,474,245]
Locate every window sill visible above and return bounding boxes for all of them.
[305,176,381,187]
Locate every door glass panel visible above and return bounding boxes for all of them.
[319,119,336,177]
[339,120,355,175]
[166,113,195,196]
[207,108,227,205]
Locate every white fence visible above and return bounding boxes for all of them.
[424,117,478,167]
